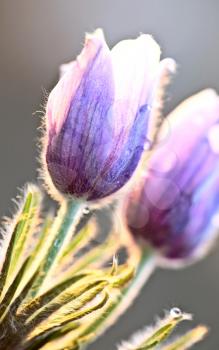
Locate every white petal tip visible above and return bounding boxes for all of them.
[59,61,75,78]
[86,28,105,43]
[161,58,177,74]
[198,88,218,100]
[137,34,161,53]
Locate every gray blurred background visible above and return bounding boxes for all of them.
[0,0,219,349]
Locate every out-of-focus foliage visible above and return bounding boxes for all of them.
[118,309,208,350]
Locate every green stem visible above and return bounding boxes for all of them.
[29,199,83,298]
[81,247,156,345]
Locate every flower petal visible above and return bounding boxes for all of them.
[46,30,115,198]
[126,89,219,263]
[148,58,176,141]
[110,34,161,131]
[147,89,219,190]
[164,163,219,259]
[88,103,151,200]
[45,31,162,201]
[46,29,110,135]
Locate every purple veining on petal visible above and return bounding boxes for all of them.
[45,30,163,200]
[126,115,219,260]
[128,160,219,259]
[46,43,152,200]
[166,165,219,258]
[46,45,115,198]
[46,29,108,135]
[87,103,151,200]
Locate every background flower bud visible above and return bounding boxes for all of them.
[125,90,219,264]
[43,29,162,201]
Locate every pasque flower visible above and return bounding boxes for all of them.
[125,90,219,263]
[44,29,163,201]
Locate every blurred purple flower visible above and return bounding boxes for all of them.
[125,90,219,264]
[44,29,163,201]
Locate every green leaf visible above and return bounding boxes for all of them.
[16,273,90,321]
[61,264,135,347]
[21,322,80,350]
[26,290,109,342]
[59,218,98,261]
[161,325,208,350]
[28,292,109,350]
[25,279,109,330]
[0,257,30,321]
[118,309,192,350]
[55,234,118,284]
[25,263,133,332]
[0,185,41,301]
[19,213,54,291]
[75,249,152,346]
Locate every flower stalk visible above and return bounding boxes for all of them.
[28,198,84,298]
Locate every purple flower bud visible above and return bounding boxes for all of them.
[43,29,162,201]
[125,90,219,264]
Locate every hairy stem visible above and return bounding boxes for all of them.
[28,199,84,298]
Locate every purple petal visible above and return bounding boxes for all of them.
[87,104,151,200]
[126,90,219,261]
[46,29,109,135]
[110,34,160,130]
[46,35,114,198]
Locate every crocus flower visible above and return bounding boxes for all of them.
[44,29,163,201]
[125,90,219,264]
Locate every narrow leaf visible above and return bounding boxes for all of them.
[25,278,109,329]
[27,290,109,340]
[0,185,41,301]
[0,257,30,322]
[55,235,118,284]
[118,309,192,350]
[161,325,208,350]
[59,218,98,261]
[16,273,90,320]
